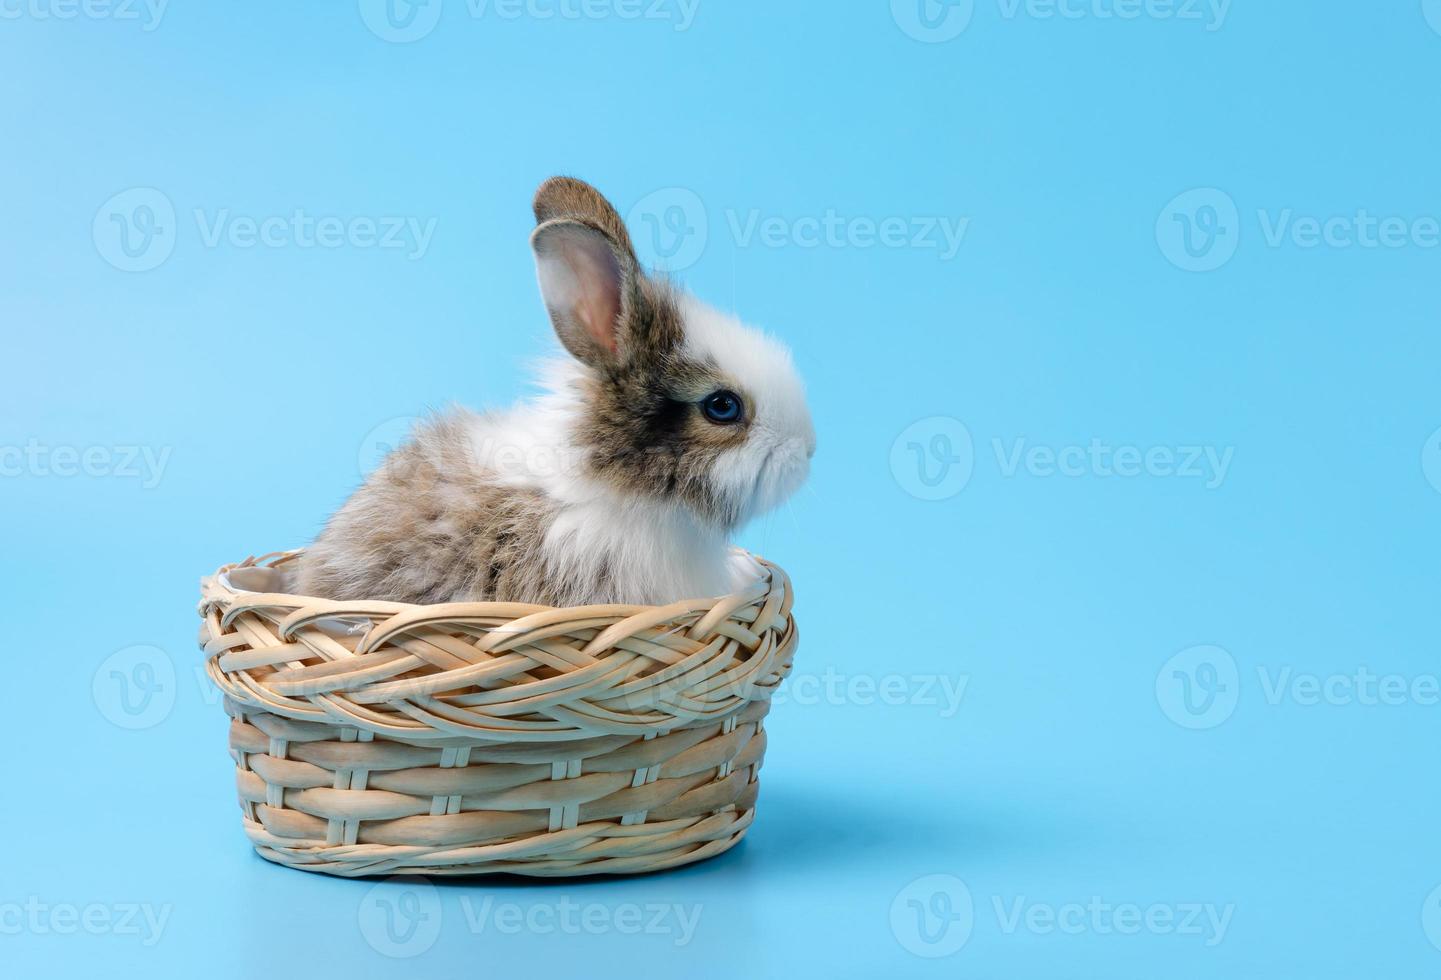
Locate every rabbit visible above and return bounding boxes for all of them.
[294,176,815,607]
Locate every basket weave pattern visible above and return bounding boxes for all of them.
[197,551,796,877]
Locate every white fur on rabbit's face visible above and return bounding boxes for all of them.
[678,294,815,526]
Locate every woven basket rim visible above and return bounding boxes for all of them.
[199,549,796,743]
[203,547,782,615]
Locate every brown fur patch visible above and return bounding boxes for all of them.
[296,411,569,604]
[533,176,637,262]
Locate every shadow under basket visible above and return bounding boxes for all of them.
[196,551,797,878]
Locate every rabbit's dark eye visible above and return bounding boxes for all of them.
[700,390,743,425]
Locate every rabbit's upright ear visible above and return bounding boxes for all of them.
[532,176,638,262]
[530,177,647,369]
[531,218,636,369]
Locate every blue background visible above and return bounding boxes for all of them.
[4,2,1441,977]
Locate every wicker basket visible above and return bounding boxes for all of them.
[196,550,797,878]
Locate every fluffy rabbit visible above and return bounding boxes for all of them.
[296,177,815,607]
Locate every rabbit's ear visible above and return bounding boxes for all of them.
[531,218,636,368]
[533,176,638,265]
